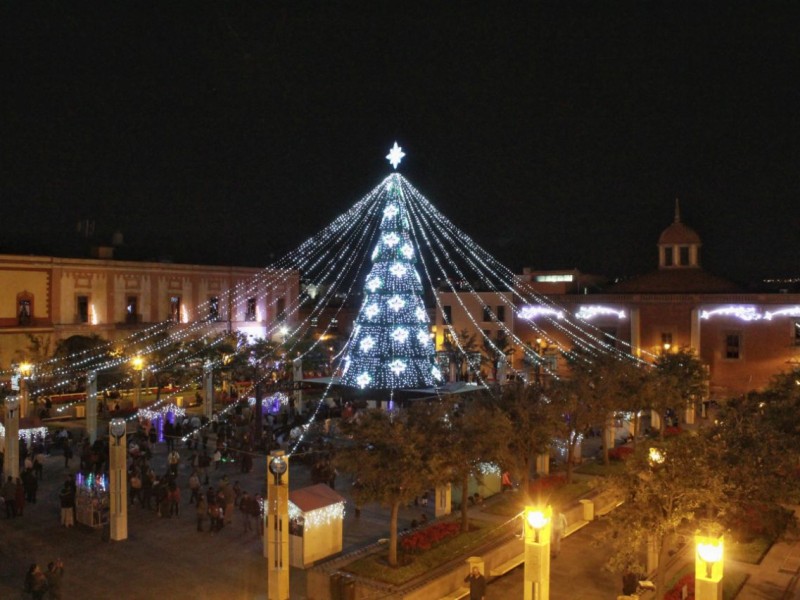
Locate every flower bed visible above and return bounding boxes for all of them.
[664,573,694,600]
[608,446,634,461]
[401,521,461,553]
[529,474,566,496]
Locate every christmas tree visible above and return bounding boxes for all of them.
[341,169,440,390]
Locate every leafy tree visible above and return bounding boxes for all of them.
[648,348,708,438]
[606,433,730,596]
[496,382,556,496]
[335,409,431,567]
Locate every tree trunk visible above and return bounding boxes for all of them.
[520,455,531,499]
[632,412,640,451]
[566,436,575,484]
[255,382,264,444]
[461,473,470,532]
[655,532,672,596]
[602,414,612,466]
[388,501,400,567]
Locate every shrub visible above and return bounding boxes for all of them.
[529,474,566,496]
[608,446,634,461]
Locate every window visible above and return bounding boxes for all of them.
[245,298,257,322]
[663,247,673,267]
[77,295,90,324]
[679,246,690,266]
[482,306,492,322]
[126,296,139,324]
[441,305,452,325]
[209,296,220,321]
[725,333,741,360]
[169,296,181,323]
[276,297,286,321]
[496,305,506,322]
[793,319,800,346]
[17,295,32,326]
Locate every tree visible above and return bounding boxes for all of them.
[496,382,556,496]
[606,433,730,596]
[335,409,431,567]
[648,348,708,438]
[342,179,438,390]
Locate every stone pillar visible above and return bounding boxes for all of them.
[535,453,550,476]
[86,370,98,444]
[572,437,582,464]
[3,397,20,481]
[603,417,615,455]
[690,308,701,353]
[579,499,594,521]
[646,534,659,575]
[266,450,290,600]
[523,506,552,600]
[435,483,452,518]
[19,377,29,419]
[108,419,128,541]
[684,404,696,425]
[203,364,214,421]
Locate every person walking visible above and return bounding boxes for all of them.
[4,476,17,518]
[24,564,48,600]
[15,477,25,516]
[58,483,75,527]
[195,494,207,532]
[463,566,486,600]
[551,510,568,558]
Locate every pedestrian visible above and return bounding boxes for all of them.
[15,477,25,516]
[196,494,207,532]
[24,563,48,600]
[551,510,568,558]
[46,559,64,600]
[23,468,38,503]
[188,470,201,505]
[463,566,486,600]
[63,441,73,469]
[33,449,45,480]
[58,483,75,527]
[168,480,180,517]
[129,470,142,506]
[167,448,180,477]
[239,491,255,533]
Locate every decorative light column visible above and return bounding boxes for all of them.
[86,370,98,443]
[131,356,145,409]
[523,505,552,600]
[108,419,128,541]
[3,396,20,480]
[266,450,290,600]
[18,362,32,419]
[695,534,724,600]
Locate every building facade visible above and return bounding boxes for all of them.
[0,253,299,369]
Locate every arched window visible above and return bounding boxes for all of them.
[17,292,33,326]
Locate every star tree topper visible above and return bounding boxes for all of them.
[386,142,406,169]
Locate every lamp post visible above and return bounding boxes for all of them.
[3,396,21,480]
[18,362,32,419]
[266,450,290,600]
[695,534,723,600]
[108,418,128,541]
[523,505,552,600]
[131,356,145,409]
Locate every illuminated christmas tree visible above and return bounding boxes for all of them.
[341,152,440,390]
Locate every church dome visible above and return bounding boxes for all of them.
[658,221,701,245]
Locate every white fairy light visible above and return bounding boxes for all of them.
[288,501,345,531]
[389,263,408,277]
[387,296,406,312]
[383,204,399,219]
[356,372,371,388]
[401,243,414,259]
[367,277,382,293]
[360,336,376,352]
[391,327,409,344]
[386,142,406,169]
[432,366,443,381]
[388,359,407,375]
[383,232,400,247]
[575,306,627,320]
[417,330,431,346]
[365,304,380,320]
[519,306,565,320]
[415,307,427,322]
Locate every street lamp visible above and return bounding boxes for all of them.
[4,396,21,480]
[18,362,32,418]
[523,505,552,600]
[131,356,145,408]
[695,534,724,600]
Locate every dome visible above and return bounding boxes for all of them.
[658,221,701,245]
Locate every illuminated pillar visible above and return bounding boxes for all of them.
[203,363,214,421]
[3,397,20,480]
[650,410,661,432]
[523,505,552,600]
[435,484,452,518]
[108,419,128,541]
[630,307,641,357]
[266,450,290,600]
[86,370,98,444]
[535,453,550,476]
[690,308,701,353]
[18,365,32,419]
[696,534,723,600]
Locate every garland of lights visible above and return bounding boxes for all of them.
[288,501,346,531]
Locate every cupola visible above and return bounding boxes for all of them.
[658,199,701,269]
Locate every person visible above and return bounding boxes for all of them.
[195,493,208,532]
[463,566,486,600]
[501,470,513,492]
[188,470,201,505]
[15,477,25,516]
[46,559,64,600]
[25,563,48,600]
[551,510,568,558]
[58,482,75,527]
[239,491,255,533]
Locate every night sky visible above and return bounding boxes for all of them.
[2,3,798,283]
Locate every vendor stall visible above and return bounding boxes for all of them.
[75,472,109,529]
[288,484,346,568]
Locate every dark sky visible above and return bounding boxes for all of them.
[2,3,798,283]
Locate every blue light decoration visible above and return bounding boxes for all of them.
[341,170,438,390]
